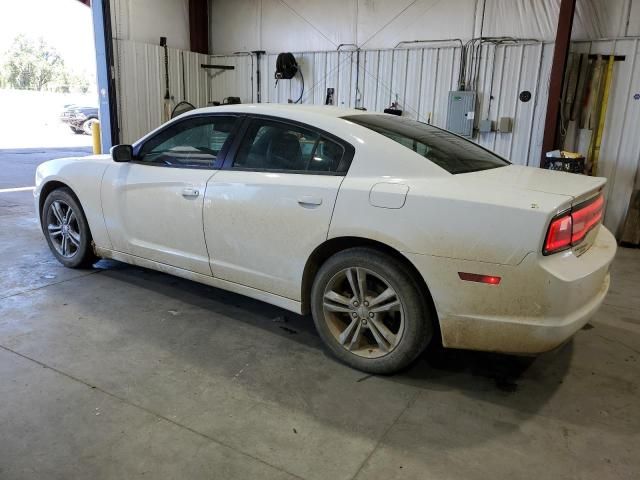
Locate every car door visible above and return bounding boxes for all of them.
[204,116,354,300]
[101,114,239,276]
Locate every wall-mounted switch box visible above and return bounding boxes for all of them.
[498,116,512,133]
[478,119,493,133]
[446,91,476,137]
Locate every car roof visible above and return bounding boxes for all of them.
[134,103,376,148]
[181,103,369,120]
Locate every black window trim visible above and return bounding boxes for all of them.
[130,113,242,170]
[221,114,356,176]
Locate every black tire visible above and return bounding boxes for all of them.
[41,187,97,268]
[70,126,84,134]
[81,118,97,135]
[311,247,433,374]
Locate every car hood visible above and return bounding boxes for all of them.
[80,154,111,161]
[463,165,605,203]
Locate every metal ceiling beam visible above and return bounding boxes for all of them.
[189,0,209,54]
[541,0,577,167]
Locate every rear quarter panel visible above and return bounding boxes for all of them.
[330,172,571,266]
[35,156,112,249]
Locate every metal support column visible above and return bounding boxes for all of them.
[540,0,576,167]
[91,0,119,151]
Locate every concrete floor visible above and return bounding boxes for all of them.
[1,148,639,479]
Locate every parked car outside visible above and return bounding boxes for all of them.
[60,104,98,135]
[35,104,616,374]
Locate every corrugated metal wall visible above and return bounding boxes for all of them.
[209,44,554,167]
[115,40,554,168]
[113,39,209,143]
[569,38,640,236]
[204,54,254,104]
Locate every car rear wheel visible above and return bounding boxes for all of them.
[42,188,97,268]
[311,247,433,374]
[70,126,84,134]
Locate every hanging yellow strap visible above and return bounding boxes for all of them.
[591,55,615,176]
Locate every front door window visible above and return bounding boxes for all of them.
[138,116,238,168]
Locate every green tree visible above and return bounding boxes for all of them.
[1,35,66,91]
[58,69,92,94]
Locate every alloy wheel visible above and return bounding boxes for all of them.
[322,267,405,358]
[46,200,81,258]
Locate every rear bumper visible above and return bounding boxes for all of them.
[438,272,609,354]
[406,226,616,354]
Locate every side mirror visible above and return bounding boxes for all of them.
[110,144,133,162]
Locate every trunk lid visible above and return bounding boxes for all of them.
[465,165,606,256]
[466,164,605,204]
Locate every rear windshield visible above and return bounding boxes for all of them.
[342,114,509,174]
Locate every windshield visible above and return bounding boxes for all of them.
[343,114,509,174]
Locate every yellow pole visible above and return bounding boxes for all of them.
[92,120,102,154]
[591,55,615,176]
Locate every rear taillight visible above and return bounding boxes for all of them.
[544,215,572,254]
[543,194,604,255]
[571,194,604,244]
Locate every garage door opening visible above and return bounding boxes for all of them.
[0,0,97,151]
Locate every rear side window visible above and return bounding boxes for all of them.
[343,114,509,174]
[233,119,345,173]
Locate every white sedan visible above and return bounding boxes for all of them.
[35,104,617,373]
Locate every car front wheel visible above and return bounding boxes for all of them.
[42,188,97,268]
[82,118,97,135]
[311,247,433,374]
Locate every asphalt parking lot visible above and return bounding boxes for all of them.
[1,146,639,479]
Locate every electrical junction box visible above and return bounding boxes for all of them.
[446,91,476,137]
[478,119,493,133]
[498,116,512,133]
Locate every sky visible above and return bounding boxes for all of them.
[0,0,96,77]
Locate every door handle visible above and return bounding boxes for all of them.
[297,195,322,207]
[182,187,200,198]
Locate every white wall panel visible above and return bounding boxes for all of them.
[361,50,380,112]
[433,48,460,127]
[374,50,394,111]
[482,0,631,40]
[206,55,254,104]
[528,44,555,168]
[209,0,640,54]
[390,50,408,112]
[417,49,440,124]
[111,0,190,50]
[630,0,640,36]
[570,39,640,236]
[337,51,356,108]
[404,49,425,119]
[210,44,547,154]
[209,0,261,52]
[262,0,357,51]
[114,39,209,143]
[356,0,476,48]
[516,44,547,166]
